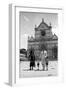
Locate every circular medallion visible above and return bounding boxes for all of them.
[41,30,46,36]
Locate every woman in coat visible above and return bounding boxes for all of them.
[29,49,35,70]
[40,50,47,70]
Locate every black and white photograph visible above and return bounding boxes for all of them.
[19,12,58,78]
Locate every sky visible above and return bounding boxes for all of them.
[19,12,58,49]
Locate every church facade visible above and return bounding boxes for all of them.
[27,19,58,60]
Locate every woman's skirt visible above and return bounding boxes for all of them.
[30,61,35,67]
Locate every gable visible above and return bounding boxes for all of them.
[52,34,58,40]
[37,19,50,30]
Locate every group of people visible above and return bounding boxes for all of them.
[29,49,48,71]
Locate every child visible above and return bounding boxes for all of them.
[45,57,48,71]
[37,61,40,70]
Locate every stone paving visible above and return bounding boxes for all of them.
[19,61,58,78]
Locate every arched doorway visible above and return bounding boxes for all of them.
[52,46,58,59]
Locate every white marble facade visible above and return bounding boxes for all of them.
[27,19,58,60]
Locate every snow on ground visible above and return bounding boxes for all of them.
[19,61,58,78]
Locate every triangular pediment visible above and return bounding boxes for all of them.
[52,34,58,39]
[37,19,50,30]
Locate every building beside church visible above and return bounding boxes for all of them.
[27,19,58,60]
